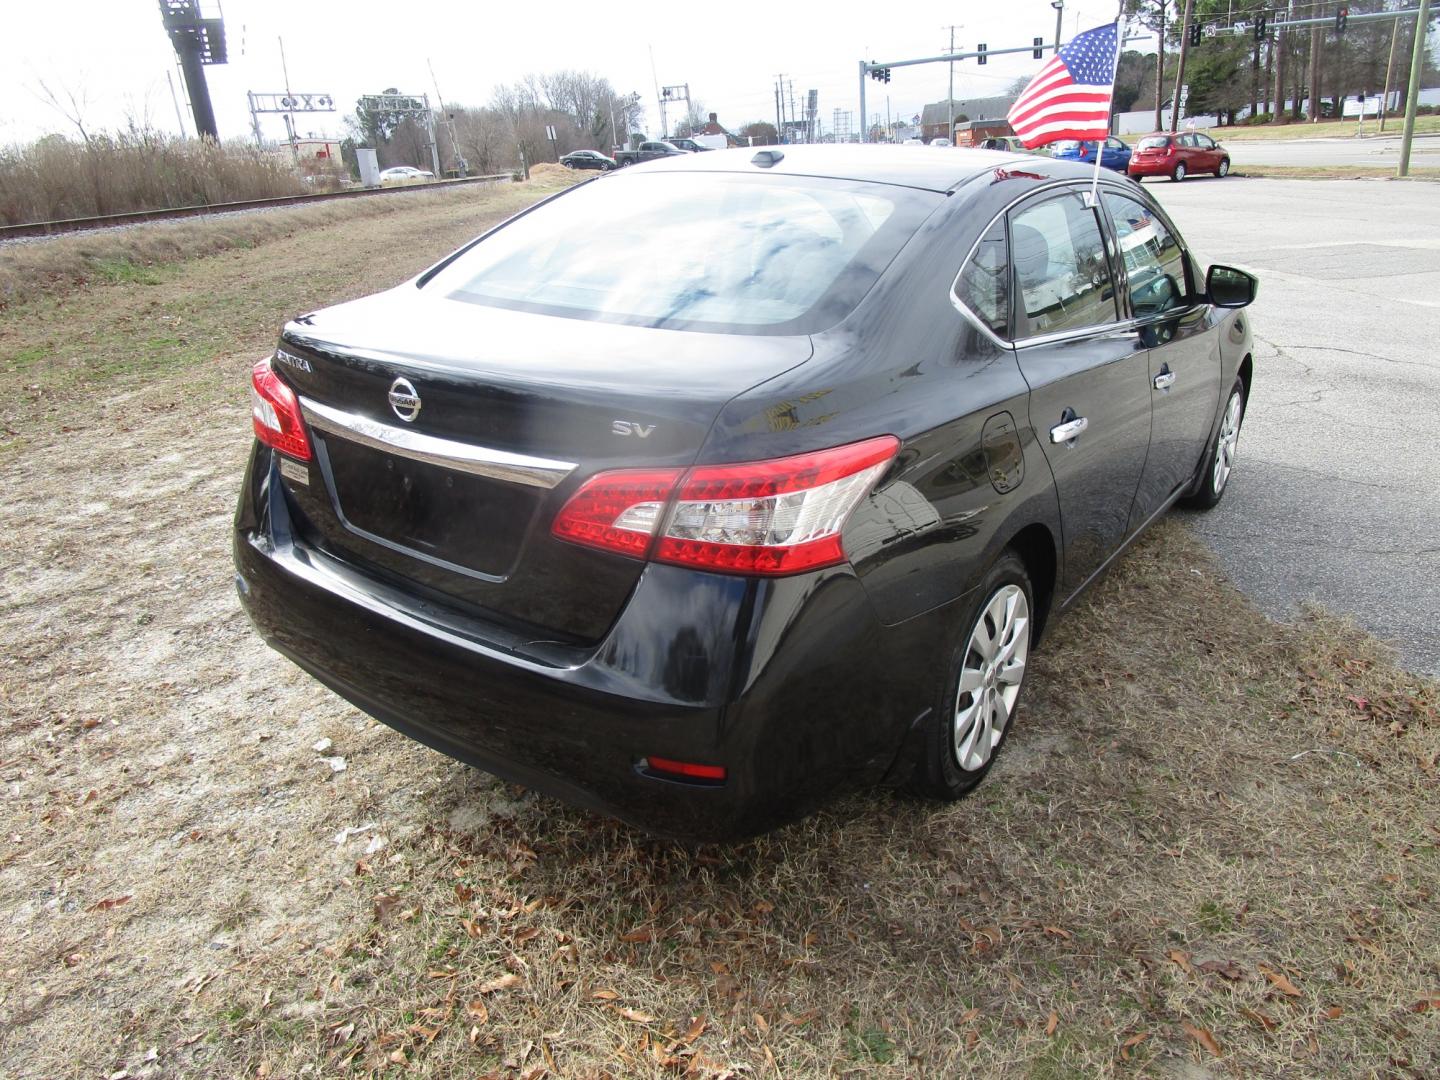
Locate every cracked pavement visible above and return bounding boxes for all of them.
[1149,178,1440,675]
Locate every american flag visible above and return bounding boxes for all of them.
[1007,22,1119,148]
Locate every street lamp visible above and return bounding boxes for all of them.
[1052,0,1064,50]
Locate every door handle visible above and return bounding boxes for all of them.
[1049,416,1089,444]
[1153,370,1177,391]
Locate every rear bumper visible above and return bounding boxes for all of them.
[233,448,920,840]
[1127,159,1174,176]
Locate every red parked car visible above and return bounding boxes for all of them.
[1127,131,1231,182]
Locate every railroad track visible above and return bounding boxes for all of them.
[0,173,514,242]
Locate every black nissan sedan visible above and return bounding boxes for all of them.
[558,149,617,171]
[235,146,1257,841]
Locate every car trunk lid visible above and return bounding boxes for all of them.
[273,286,812,641]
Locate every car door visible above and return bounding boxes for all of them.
[1101,189,1223,528]
[1193,133,1221,171]
[1008,188,1153,597]
[1105,137,1131,171]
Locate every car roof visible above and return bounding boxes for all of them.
[627,144,1104,193]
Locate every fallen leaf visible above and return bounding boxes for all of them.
[1196,959,1244,980]
[591,989,621,1001]
[514,927,541,945]
[1409,996,1440,1014]
[1167,949,1194,975]
[90,895,132,912]
[1042,925,1072,940]
[752,1012,769,1033]
[1322,1006,1342,1020]
[1182,1021,1223,1057]
[618,1007,656,1023]
[965,1028,979,1051]
[620,928,653,943]
[467,998,490,1023]
[373,895,400,924]
[682,1015,706,1043]
[1045,1011,1059,1036]
[427,969,457,979]
[1241,1008,1277,1031]
[478,973,522,993]
[1119,1031,1149,1061]
[960,1007,980,1023]
[1259,966,1303,998]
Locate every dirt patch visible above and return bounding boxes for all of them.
[1,182,1437,1079]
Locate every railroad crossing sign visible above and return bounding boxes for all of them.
[247,92,335,113]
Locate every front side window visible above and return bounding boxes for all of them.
[1196,134,1216,149]
[954,219,1009,337]
[1103,193,1188,317]
[1009,192,1118,338]
[424,173,936,335]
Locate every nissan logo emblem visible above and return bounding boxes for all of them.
[388,377,421,422]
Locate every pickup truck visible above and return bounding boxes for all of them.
[613,140,690,166]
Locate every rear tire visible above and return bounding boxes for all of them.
[1217,158,1230,177]
[1182,377,1245,510]
[1173,162,1187,182]
[907,551,1033,800]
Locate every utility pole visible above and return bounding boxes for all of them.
[945,25,962,144]
[1053,0,1065,51]
[1398,0,1432,176]
[1170,0,1195,131]
[428,58,463,175]
[1308,26,1321,123]
[1153,0,1167,133]
[1379,17,1400,133]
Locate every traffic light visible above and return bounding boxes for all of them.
[978,43,988,65]
[1033,36,1044,59]
[1335,6,1348,32]
[869,66,891,83]
[1254,12,1268,41]
[1190,21,1202,47]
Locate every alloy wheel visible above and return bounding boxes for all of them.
[953,584,1030,772]
[1213,390,1243,494]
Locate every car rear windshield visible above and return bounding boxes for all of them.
[1138,136,1170,149]
[424,172,939,335]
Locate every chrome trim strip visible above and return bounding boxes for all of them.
[299,397,577,489]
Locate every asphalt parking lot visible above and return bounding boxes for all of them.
[1148,175,1440,675]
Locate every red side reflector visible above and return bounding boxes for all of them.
[644,756,726,782]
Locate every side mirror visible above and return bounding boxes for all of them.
[1206,264,1258,308]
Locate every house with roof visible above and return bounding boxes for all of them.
[920,95,1016,141]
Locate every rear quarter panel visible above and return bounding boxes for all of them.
[703,173,1065,629]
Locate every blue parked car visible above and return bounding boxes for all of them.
[1051,136,1133,172]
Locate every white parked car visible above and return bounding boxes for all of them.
[929,138,952,147]
[379,166,436,183]
[902,137,925,146]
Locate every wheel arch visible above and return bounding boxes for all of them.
[1005,522,1058,646]
[1237,352,1253,402]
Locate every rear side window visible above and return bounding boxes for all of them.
[954,220,1009,337]
[1009,192,1118,338]
[425,173,937,335]
[1104,192,1189,316]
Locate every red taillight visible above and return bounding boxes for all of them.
[643,756,726,782]
[250,356,312,461]
[549,467,681,557]
[550,436,900,576]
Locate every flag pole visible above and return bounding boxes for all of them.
[1089,18,1121,207]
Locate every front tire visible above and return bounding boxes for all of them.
[907,552,1033,800]
[1173,161,1187,182]
[1217,158,1230,177]
[1182,377,1245,510]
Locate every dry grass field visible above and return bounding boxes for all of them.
[1,174,1437,1079]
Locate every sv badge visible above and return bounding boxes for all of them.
[611,420,656,438]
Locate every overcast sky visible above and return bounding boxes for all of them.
[1,0,1145,146]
